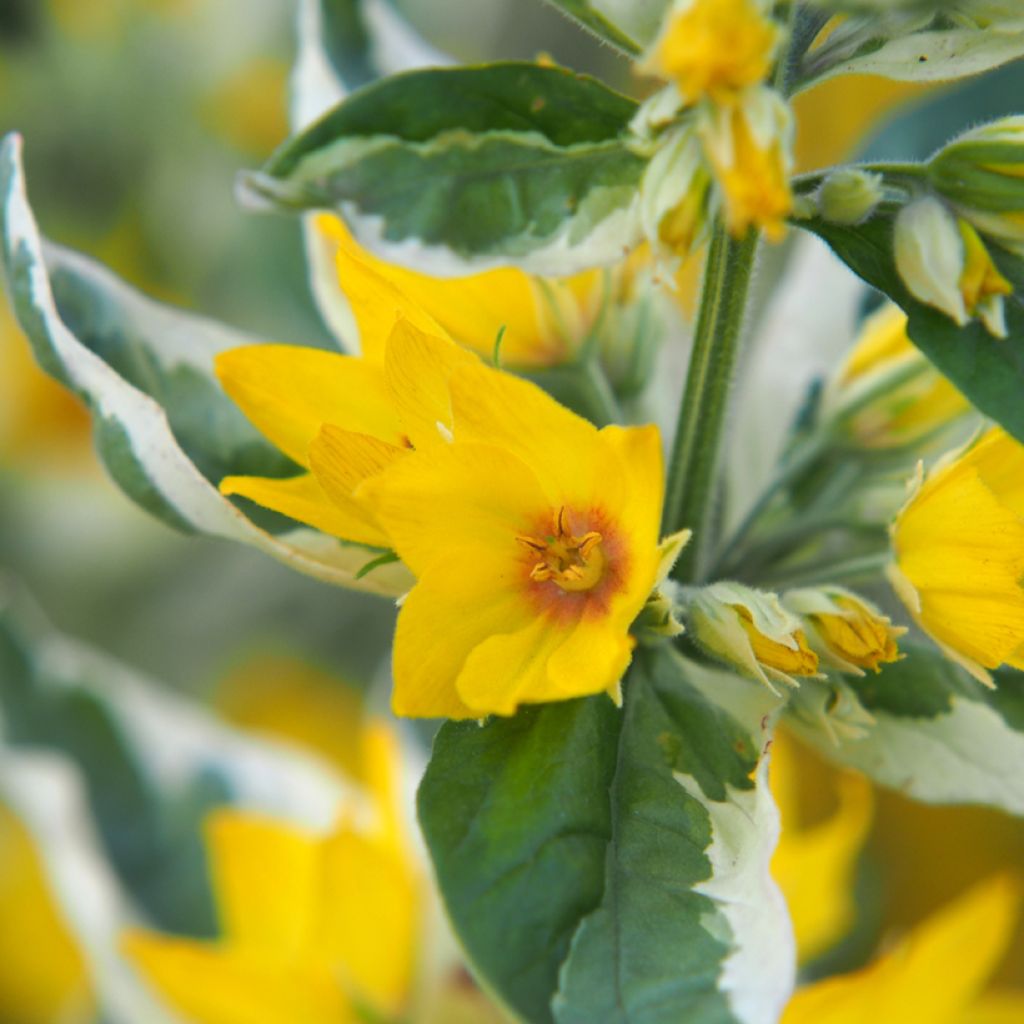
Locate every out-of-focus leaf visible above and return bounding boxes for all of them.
[797,23,1024,91]
[418,648,792,1024]
[0,589,352,934]
[796,190,1024,447]
[788,644,1024,814]
[247,63,646,276]
[0,132,411,595]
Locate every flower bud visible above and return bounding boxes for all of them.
[783,586,905,675]
[893,196,1011,338]
[639,0,780,106]
[929,116,1024,248]
[639,122,711,259]
[817,168,884,226]
[687,581,820,692]
[699,88,794,242]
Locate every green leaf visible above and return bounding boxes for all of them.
[796,23,1024,92]
[248,63,647,275]
[0,132,411,595]
[418,648,792,1024]
[539,0,669,56]
[795,194,1024,447]
[787,643,1024,814]
[293,0,453,349]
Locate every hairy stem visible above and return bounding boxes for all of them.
[664,225,759,582]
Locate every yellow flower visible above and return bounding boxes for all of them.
[218,322,671,719]
[0,803,94,1024]
[770,731,873,965]
[317,215,602,369]
[688,582,820,691]
[349,328,671,718]
[888,428,1024,685]
[782,875,1023,1024]
[825,304,971,449]
[641,0,780,106]
[700,90,794,241]
[123,718,419,1024]
[784,587,905,675]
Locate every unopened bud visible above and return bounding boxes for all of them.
[783,586,905,675]
[893,196,1011,338]
[818,168,884,226]
[687,581,820,692]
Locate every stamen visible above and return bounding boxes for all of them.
[517,510,606,593]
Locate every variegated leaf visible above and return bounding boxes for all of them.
[788,644,1024,815]
[418,648,793,1024]
[0,132,411,596]
[246,63,647,276]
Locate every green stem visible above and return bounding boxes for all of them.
[710,432,828,575]
[664,225,759,582]
[577,354,622,427]
[761,551,890,591]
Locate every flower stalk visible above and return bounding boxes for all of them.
[665,223,759,582]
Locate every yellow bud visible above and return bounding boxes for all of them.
[784,587,905,675]
[700,89,794,242]
[688,581,820,692]
[641,0,781,105]
[735,606,820,675]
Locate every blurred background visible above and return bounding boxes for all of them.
[2,2,1024,1022]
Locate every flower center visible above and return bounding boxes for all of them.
[517,508,605,593]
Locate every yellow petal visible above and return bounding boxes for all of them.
[321,215,576,366]
[546,618,636,703]
[771,748,873,963]
[391,581,529,719]
[205,811,319,955]
[793,76,932,173]
[782,876,1021,1024]
[896,462,1024,670]
[307,426,407,540]
[0,804,93,1024]
[215,344,401,465]
[958,993,1024,1024]
[455,616,572,716]
[383,320,476,447]
[360,719,406,849]
[314,827,418,1014]
[318,215,445,361]
[448,359,600,504]
[220,470,389,548]
[359,440,549,585]
[215,655,367,783]
[122,932,351,1024]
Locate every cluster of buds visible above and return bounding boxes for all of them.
[634,0,794,258]
[894,117,1024,338]
[684,580,903,694]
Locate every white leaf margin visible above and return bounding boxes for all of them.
[789,695,1024,815]
[680,660,796,1024]
[292,0,453,351]
[1,132,411,597]
[801,23,1024,89]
